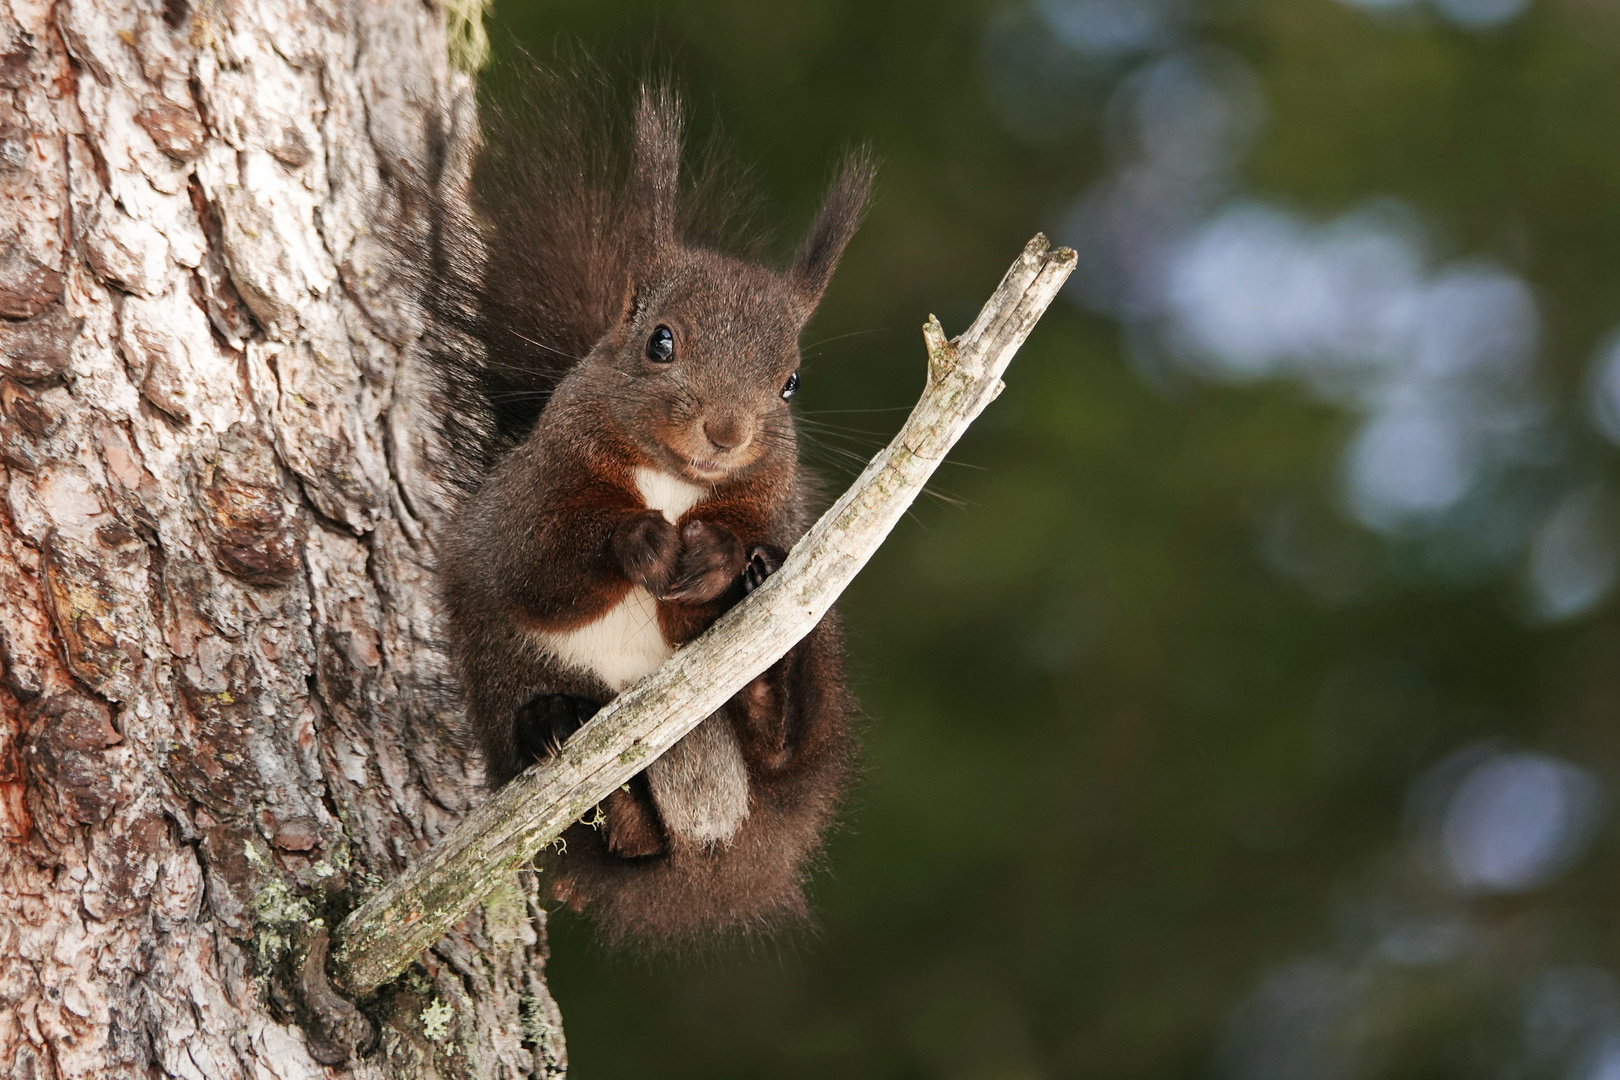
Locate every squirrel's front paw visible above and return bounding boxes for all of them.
[742,544,787,594]
[514,693,602,763]
[612,509,681,594]
[663,520,746,604]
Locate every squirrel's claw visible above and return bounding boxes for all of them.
[742,544,787,594]
[661,567,731,604]
[514,693,603,764]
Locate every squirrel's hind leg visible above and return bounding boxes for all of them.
[727,543,795,770]
[602,779,668,858]
[517,693,670,858]
[731,668,792,771]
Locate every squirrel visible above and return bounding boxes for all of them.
[415,67,874,943]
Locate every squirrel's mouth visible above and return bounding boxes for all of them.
[680,455,733,483]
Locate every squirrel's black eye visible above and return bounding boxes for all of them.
[781,371,800,401]
[646,326,674,363]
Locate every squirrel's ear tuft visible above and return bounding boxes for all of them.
[631,84,683,250]
[790,149,876,315]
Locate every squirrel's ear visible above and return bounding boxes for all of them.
[790,149,876,315]
[631,84,682,251]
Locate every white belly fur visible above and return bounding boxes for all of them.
[532,467,706,691]
[536,585,669,691]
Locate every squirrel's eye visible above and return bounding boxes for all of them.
[646,326,675,363]
[781,371,800,401]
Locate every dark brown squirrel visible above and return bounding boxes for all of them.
[418,68,874,943]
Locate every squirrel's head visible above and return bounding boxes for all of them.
[582,88,875,485]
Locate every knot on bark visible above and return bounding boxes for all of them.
[285,927,376,1066]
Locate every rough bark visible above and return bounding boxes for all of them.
[0,0,565,1077]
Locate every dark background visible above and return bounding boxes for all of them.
[488,1,1620,1076]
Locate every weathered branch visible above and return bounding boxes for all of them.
[330,234,1077,997]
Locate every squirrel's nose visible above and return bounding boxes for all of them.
[703,417,748,452]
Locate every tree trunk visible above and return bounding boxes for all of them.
[0,0,567,1076]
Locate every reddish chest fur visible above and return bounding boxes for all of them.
[522,456,777,690]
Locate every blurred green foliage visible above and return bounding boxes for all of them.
[487,1,1620,1076]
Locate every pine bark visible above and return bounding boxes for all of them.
[0,0,566,1076]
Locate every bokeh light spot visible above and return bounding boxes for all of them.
[1527,488,1620,623]
[1344,406,1474,528]
[1431,750,1603,894]
[1036,0,1174,56]
[1585,332,1620,446]
[1334,0,1531,28]
[1433,0,1531,28]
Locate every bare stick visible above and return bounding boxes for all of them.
[330,235,1076,996]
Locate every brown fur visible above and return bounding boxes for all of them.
[547,618,855,942]
[426,67,874,943]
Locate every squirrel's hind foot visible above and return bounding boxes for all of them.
[520,695,671,858]
[602,782,669,858]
